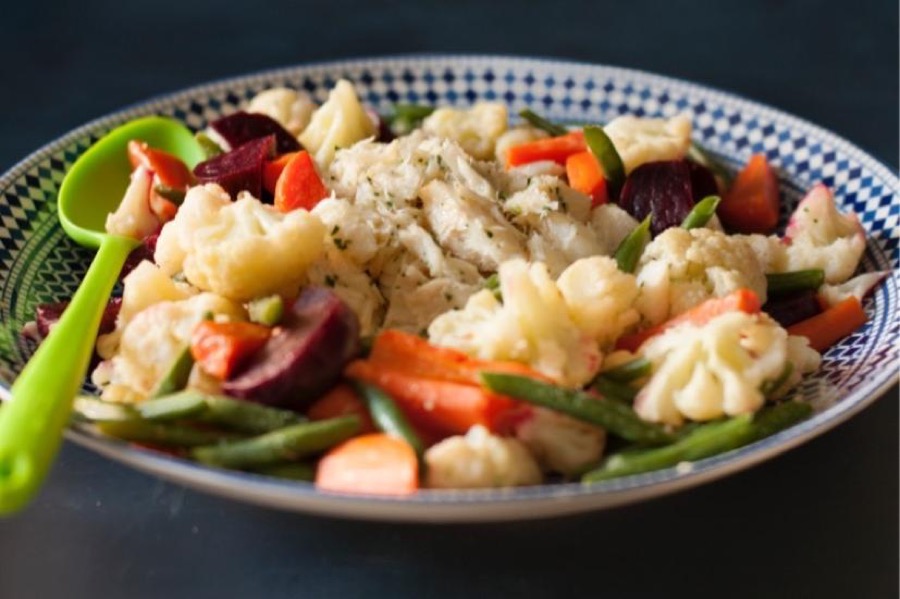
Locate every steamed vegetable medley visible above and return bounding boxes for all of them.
[44,79,884,495]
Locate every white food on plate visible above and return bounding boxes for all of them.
[299,79,377,167]
[422,102,509,161]
[603,114,692,174]
[246,87,317,137]
[515,408,606,475]
[104,166,159,240]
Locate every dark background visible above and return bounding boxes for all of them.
[1,1,897,597]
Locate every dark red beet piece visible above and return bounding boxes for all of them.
[687,160,720,203]
[120,233,159,278]
[35,297,121,339]
[193,135,276,199]
[222,287,360,411]
[618,160,695,236]
[763,289,822,328]
[210,111,301,155]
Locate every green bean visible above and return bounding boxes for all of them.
[583,125,625,197]
[747,400,812,441]
[591,376,637,404]
[195,131,224,158]
[681,195,721,229]
[191,416,361,469]
[614,215,652,274]
[150,346,194,398]
[153,184,187,205]
[200,394,305,434]
[247,295,284,326]
[480,373,673,445]
[73,396,138,422]
[96,420,234,447]
[135,391,207,421]
[353,382,424,458]
[388,104,435,135]
[250,462,316,482]
[518,109,568,136]
[600,357,652,383]
[766,270,825,295]
[759,362,795,398]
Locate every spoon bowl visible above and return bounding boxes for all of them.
[0,116,204,515]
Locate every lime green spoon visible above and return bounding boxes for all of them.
[0,116,205,515]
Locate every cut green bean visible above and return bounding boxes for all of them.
[759,362,795,398]
[153,184,187,205]
[191,416,361,469]
[250,462,316,482]
[480,373,673,445]
[195,131,224,158]
[583,125,625,197]
[150,346,194,398]
[600,357,652,383]
[747,400,812,442]
[591,376,637,404]
[766,270,825,296]
[73,396,138,422]
[248,295,284,326]
[614,215,652,273]
[200,394,305,434]
[518,109,568,136]
[388,104,436,135]
[96,420,233,447]
[135,391,207,421]
[681,195,721,229]
[354,381,424,458]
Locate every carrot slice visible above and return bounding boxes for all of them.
[787,296,867,352]
[566,150,609,207]
[505,131,586,167]
[307,384,375,433]
[616,289,763,352]
[718,154,780,234]
[190,320,271,380]
[273,150,329,212]
[315,433,418,496]
[127,140,195,189]
[262,152,298,195]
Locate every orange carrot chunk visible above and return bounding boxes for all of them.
[127,140,195,189]
[787,296,867,352]
[190,320,271,380]
[262,152,299,195]
[566,150,609,207]
[505,131,586,167]
[307,384,375,433]
[315,433,419,496]
[616,289,763,352]
[718,154,780,234]
[273,150,329,212]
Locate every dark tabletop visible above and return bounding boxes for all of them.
[1,1,897,597]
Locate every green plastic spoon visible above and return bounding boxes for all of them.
[0,116,204,515]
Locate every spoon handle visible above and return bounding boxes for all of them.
[0,234,135,515]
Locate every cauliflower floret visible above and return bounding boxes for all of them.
[736,233,788,274]
[783,184,866,284]
[425,425,542,488]
[556,256,641,348]
[154,184,325,301]
[246,87,316,136]
[819,271,889,307]
[298,79,377,167]
[428,259,601,387]
[635,227,768,326]
[634,311,820,426]
[603,114,692,174]
[515,408,606,475]
[105,166,159,240]
[422,102,508,160]
[590,203,639,256]
[494,125,548,165]
[97,293,245,403]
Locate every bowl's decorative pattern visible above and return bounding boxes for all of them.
[0,56,896,520]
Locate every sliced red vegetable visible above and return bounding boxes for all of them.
[127,140,195,189]
[618,159,696,236]
[148,193,178,224]
[191,320,272,380]
[262,152,298,195]
[718,154,780,234]
[273,150,329,212]
[566,150,609,207]
[308,384,376,433]
[209,111,301,155]
[786,296,867,352]
[315,433,419,496]
[505,131,586,167]
[616,289,762,352]
[36,297,121,340]
[687,160,720,203]
[193,134,276,199]
[120,233,159,278]
[763,289,823,328]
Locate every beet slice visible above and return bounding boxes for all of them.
[618,160,695,236]
[222,287,360,411]
[687,160,720,203]
[193,135,276,199]
[120,233,159,278]
[763,289,822,328]
[36,297,121,339]
[210,111,301,155]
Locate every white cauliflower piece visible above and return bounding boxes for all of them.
[590,203,640,256]
[635,227,768,326]
[819,271,889,307]
[422,102,508,160]
[515,408,606,475]
[783,184,866,284]
[634,311,820,426]
[556,256,641,348]
[736,233,788,274]
[298,79,376,167]
[603,114,692,174]
[494,125,548,165]
[428,259,602,387]
[246,87,316,136]
[425,425,542,489]
[98,293,245,403]
[105,166,159,240]
[154,184,324,301]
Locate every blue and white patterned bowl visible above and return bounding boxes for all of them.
[0,56,897,521]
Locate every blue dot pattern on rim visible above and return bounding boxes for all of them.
[0,56,896,508]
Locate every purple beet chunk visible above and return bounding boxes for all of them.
[193,135,276,199]
[35,297,121,339]
[618,160,695,236]
[210,111,301,155]
[120,233,159,278]
[687,160,720,203]
[763,289,822,328]
[222,287,360,411]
